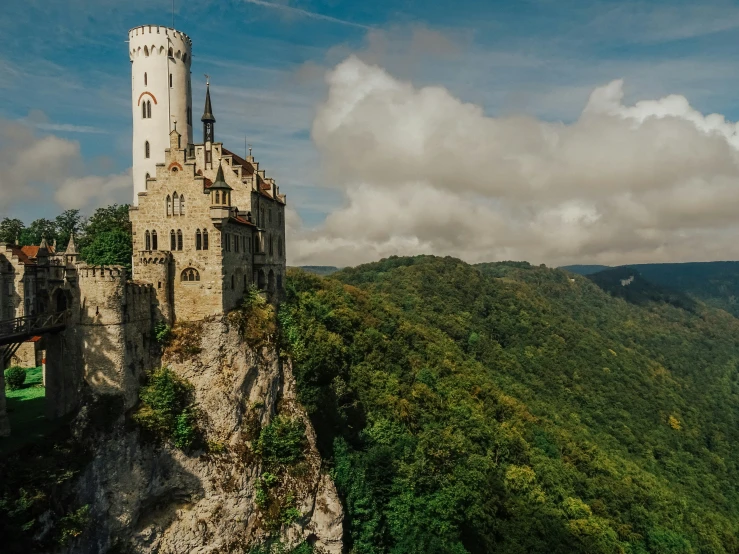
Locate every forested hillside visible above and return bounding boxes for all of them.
[280,256,739,553]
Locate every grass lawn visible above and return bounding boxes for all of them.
[0,366,61,455]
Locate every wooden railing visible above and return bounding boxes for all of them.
[0,310,70,346]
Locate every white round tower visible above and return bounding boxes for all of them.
[129,25,193,205]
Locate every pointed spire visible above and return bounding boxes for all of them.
[39,237,49,250]
[65,233,78,255]
[201,81,215,124]
[210,161,232,190]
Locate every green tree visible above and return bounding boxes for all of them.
[54,209,82,249]
[79,228,132,270]
[19,218,57,246]
[0,218,24,244]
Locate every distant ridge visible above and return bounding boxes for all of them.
[562,260,739,316]
[293,265,341,276]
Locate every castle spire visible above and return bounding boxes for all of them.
[201,77,215,144]
[65,233,78,255]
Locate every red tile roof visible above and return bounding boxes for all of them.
[222,148,255,176]
[231,215,256,227]
[21,245,55,258]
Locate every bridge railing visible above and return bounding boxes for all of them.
[0,310,70,340]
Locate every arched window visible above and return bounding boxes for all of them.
[147,100,151,118]
[152,230,158,250]
[196,229,202,250]
[144,45,149,57]
[145,172,150,180]
[170,229,176,250]
[173,192,180,215]
[144,72,147,86]
[203,229,209,250]
[145,230,151,250]
[145,141,150,158]
[177,229,183,251]
[166,195,172,216]
[168,47,173,58]
[179,194,185,215]
[214,191,220,204]
[181,268,200,282]
[142,102,147,119]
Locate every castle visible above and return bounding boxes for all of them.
[0,25,288,436]
[128,25,287,320]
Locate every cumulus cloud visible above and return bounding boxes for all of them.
[0,115,130,217]
[288,56,739,267]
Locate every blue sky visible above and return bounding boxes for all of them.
[2,0,739,265]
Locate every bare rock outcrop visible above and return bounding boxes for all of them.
[67,318,343,553]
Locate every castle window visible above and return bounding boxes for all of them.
[203,229,209,250]
[152,230,158,250]
[231,275,235,290]
[166,195,172,216]
[144,45,149,57]
[170,229,176,250]
[142,102,146,119]
[179,194,185,215]
[168,47,173,58]
[183,53,188,64]
[235,235,239,253]
[196,229,202,250]
[145,141,150,158]
[214,190,220,204]
[269,209,272,224]
[145,230,151,250]
[144,72,147,86]
[181,268,200,282]
[177,229,183,251]
[269,234,274,256]
[173,192,180,215]
[278,237,283,257]
[147,100,152,118]
[169,73,173,87]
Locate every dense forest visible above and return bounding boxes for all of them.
[280,256,739,553]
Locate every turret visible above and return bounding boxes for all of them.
[129,25,193,205]
[210,162,233,222]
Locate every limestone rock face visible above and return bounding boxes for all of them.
[66,319,343,553]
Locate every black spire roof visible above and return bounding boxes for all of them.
[210,162,232,190]
[201,83,216,123]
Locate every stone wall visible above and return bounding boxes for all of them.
[74,266,159,409]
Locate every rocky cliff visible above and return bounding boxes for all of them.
[66,318,343,553]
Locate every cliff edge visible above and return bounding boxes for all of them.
[67,318,342,553]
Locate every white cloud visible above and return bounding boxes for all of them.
[0,115,131,218]
[288,56,739,267]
